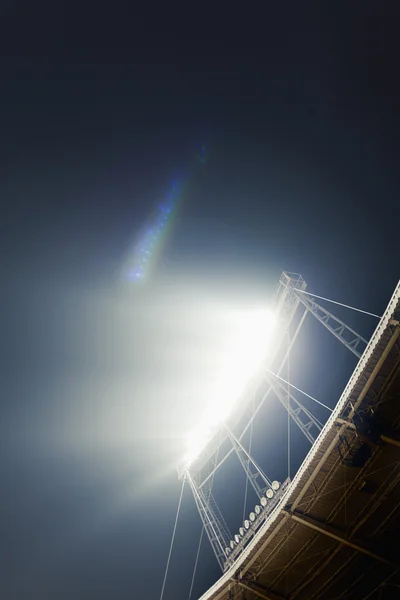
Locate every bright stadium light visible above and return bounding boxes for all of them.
[272,480,280,491]
[234,534,240,544]
[260,497,267,507]
[266,488,274,499]
[244,519,250,530]
[239,527,245,536]
[255,504,261,515]
[183,308,277,467]
[183,426,214,466]
[213,308,277,411]
[249,511,256,522]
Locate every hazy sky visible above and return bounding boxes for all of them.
[1,3,400,599]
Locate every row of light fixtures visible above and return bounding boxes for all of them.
[226,481,281,554]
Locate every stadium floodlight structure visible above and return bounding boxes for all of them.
[178,272,370,571]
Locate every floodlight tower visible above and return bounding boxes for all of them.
[179,272,369,571]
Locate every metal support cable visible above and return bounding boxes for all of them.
[159,476,186,600]
[242,393,255,522]
[188,526,204,599]
[266,368,333,413]
[289,286,382,319]
[188,443,221,598]
[225,424,271,488]
[186,471,227,558]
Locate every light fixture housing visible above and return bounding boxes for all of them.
[266,488,274,499]
[249,511,256,522]
[260,496,267,507]
[272,480,280,491]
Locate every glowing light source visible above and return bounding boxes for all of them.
[272,480,280,491]
[260,497,267,507]
[234,534,240,544]
[249,511,256,522]
[255,504,261,515]
[239,527,245,536]
[183,308,277,466]
[266,488,274,499]
[183,426,214,467]
[244,519,250,530]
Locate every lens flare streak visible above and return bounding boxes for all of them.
[127,180,182,281]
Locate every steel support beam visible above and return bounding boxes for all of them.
[283,510,396,567]
[267,373,322,444]
[187,472,231,570]
[294,291,368,358]
[335,417,357,430]
[225,426,271,499]
[235,579,284,600]
[381,434,400,449]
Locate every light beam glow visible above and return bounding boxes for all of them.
[183,308,276,467]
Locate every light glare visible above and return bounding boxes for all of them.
[183,308,277,466]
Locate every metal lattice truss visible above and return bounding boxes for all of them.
[266,372,323,445]
[183,271,370,571]
[293,290,369,358]
[225,426,272,499]
[187,471,232,570]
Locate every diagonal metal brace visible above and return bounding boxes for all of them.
[293,291,368,358]
[266,373,322,444]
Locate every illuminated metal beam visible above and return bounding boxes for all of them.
[187,471,231,571]
[267,373,322,444]
[381,434,400,449]
[283,510,397,567]
[293,290,368,358]
[235,579,284,600]
[225,425,271,499]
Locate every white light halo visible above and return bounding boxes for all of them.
[260,497,267,507]
[272,480,280,491]
[266,488,274,499]
[249,511,256,522]
[183,308,277,465]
